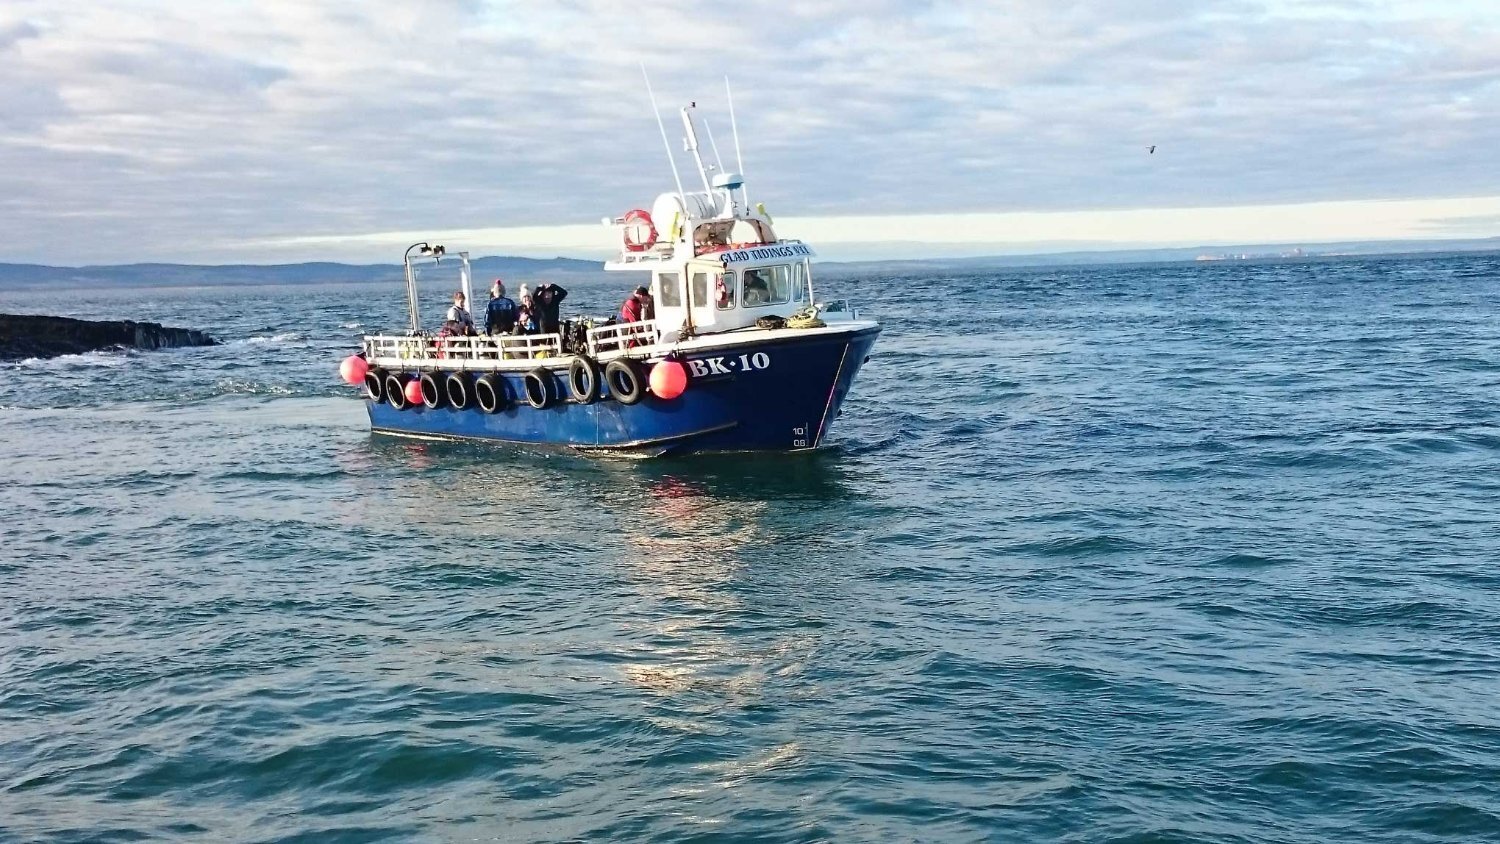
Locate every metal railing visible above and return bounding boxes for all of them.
[363,332,564,367]
[586,319,659,357]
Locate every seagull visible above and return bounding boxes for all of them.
[1148,145,1156,154]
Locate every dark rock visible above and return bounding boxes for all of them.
[0,313,219,361]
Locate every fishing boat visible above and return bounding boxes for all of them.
[342,99,880,456]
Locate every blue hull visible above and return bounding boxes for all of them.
[366,326,879,455]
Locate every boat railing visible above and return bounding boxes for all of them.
[363,332,564,365]
[586,319,658,357]
[815,299,859,320]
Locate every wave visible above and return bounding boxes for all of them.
[231,332,304,346]
[9,349,132,369]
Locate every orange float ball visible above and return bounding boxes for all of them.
[650,360,688,399]
[339,354,368,385]
[404,378,424,406]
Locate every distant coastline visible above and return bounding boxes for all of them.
[1,237,1497,288]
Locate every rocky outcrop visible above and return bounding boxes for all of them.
[0,313,218,361]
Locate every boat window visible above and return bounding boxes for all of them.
[657,272,681,307]
[716,270,736,310]
[792,262,806,302]
[692,272,708,308]
[742,265,791,308]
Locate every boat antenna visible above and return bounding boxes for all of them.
[680,103,714,195]
[642,64,685,203]
[725,75,747,205]
[703,119,725,173]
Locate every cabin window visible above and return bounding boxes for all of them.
[657,272,682,307]
[715,270,736,310]
[691,271,709,308]
[792,262,807,302]
[742,265,792,308]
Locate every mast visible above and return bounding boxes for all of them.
[680,104,713,195]
[726,77,747,208]
[641,65,686,203]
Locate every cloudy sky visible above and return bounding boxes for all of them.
[3,0,1499,264]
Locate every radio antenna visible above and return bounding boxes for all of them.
[642,64,685,203]
[725,75,747,206]
[703,119,725,173]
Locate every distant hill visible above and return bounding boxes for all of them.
[815,236,1500,273]
[3,236,1498,288]
[0,256,604,289]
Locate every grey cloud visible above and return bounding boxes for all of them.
[1,0,1499,263]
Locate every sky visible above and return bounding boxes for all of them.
[3,0,1500,265]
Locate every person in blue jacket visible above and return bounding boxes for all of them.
[485,279,517,334]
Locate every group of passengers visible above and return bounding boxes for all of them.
[440,278,656,344]
[439,278,569,338]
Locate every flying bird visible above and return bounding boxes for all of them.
[1148,145,1156,154]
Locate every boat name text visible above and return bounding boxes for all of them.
[720,243,815,264]
[687,352,771,377]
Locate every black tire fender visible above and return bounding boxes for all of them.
[444,371,471,410]
[364,368,387,403]
[419,371,446,409]
[604,359,646,405]
[523,367,555,410]
[474,373,508,414]
[568,355,601,404]
[385,372,411,410]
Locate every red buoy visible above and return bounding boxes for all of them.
[403,378,424,406]
[650,360,687,399]
[339,354,368,385]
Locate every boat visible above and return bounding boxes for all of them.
[343,99,880,456]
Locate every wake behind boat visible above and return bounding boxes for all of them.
[340,98,879,456]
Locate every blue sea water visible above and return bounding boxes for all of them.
[2,254,1500,842]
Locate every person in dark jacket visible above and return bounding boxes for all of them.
[620,286,654,322]
[532,282,568,335]
[485,280,518,334]
[513,294,539,335]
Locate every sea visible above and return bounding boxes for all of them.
[2,253,1499,843]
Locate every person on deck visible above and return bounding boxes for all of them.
[620,286,654,323]
[485,280,517,335]
[514,294,539,335]
[445,291,475,335]
[532,282,568,336]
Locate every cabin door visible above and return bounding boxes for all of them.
[688,265,728,333]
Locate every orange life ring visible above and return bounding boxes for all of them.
[622,209,657,252]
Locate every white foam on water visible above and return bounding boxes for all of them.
[232,332,303,346]
[11,350,131,369]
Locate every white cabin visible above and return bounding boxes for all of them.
[603,103,820,338]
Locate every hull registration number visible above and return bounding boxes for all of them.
[687,352,770,378]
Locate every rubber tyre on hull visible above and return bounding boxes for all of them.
[364,368,387,403]
[419,371,446,409]
[605,359,646,405]
[444,371,472,410]
[474,373,508,414]
[568,355,601,404]
[523,367,555,410]
[385,372,412,410]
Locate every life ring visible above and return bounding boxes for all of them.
[364,368,387,403]
[523,367,555,409]
[385,372,411,409]
[418,371,447,409]
[444,371,472,410]
[605,359,646,405]
[622,209,657,252]
[568,355,601,404]
[474,373,508,413]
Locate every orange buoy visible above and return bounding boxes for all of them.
[403,378,424,406]
[650,360,687,399]
[339,354,368,385]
